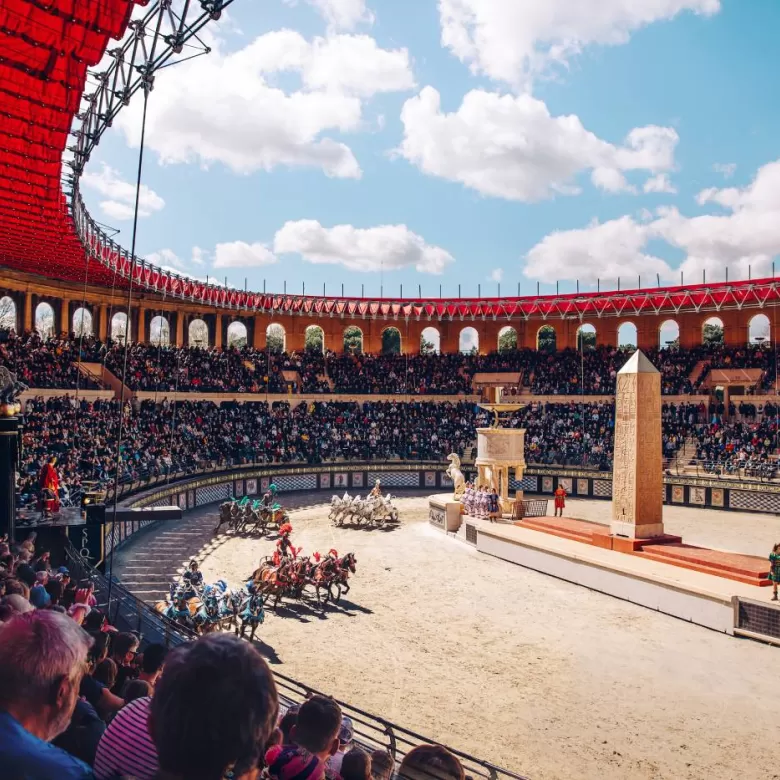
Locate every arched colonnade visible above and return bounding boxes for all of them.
[0,282,776,354]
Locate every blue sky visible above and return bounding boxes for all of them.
[81,0,780,299]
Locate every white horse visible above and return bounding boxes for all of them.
[445,453,466,498]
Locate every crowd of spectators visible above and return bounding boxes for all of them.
[0,536,460,780]
[0,331,99,389]
[22,394,763,508]
[2,330,778,397]
[689,417,779,478]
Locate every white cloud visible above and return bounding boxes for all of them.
[524,216,672,284]
[191,246,207,266]
[643,173,677,194]
[81,163,165,221]
[713,162,736,179]
[213,241,278,269]
[438,0,720,90]
[524,159,780,284]
[398,87,678,201]
[299,0,374,30]
[116,30,414,179]
[274,220,454,274]
[489,268,503,282]
[146,248,184,269]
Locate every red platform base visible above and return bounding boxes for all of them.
[515,516,770,586]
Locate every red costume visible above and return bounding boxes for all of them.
[39,461,61,515]
[554,487,567,516]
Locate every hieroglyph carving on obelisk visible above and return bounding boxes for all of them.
[610,350,664,539]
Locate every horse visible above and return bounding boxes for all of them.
[252,558,295,609]
[193,591,223,634]
[446,453,466,498]
[310,552,357,605]
[214,500,238,534]
[238,590,267,641]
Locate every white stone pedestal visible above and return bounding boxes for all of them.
[428,494,463,533]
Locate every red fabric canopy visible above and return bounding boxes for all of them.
[1,0,779,321]
[0,0,141,287]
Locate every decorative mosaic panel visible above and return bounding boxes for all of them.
[689,486,706,505]
[275,475,317,492]
[441,472,453,486]
[429,506,445,527]
[196,484,231,507]
[187,490,195,509]
[178,493,187,510]
[334,473,348,488]
[424,471,437,487]
[593,479,612,497]
[510,475,538,492]
[246,479,257,496]
[577,478,590,495]
[558,477,573,494]
[729,490,780,513]
[711,488,724,508]
[368,471,419,488]
[541,477,554,493]
[320,473,331,490]
[261,477,270,493]
[234,480,244,498]
[671,485,685,504]
[352,472,364,488]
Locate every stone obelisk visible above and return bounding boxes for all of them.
[610,350,664,539]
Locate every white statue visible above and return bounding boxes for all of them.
[445,453,466,499]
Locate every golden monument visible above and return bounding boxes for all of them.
[475,403,527,514]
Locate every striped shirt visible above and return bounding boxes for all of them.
[93,696,158,780]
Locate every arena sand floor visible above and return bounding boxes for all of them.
[114,493,780,780]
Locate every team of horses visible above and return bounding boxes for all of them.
[329,492,399,527]
[154,580,267,641]
[213,496,291,536]
[250,550,358,608]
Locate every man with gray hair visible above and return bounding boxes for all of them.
[0,610,95,779]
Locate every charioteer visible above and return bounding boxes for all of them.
[181,559,204,599]
[370,479,382,498]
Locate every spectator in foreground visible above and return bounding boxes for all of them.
[397,745,466,780]
[266,695,343,780]
[0,610,94,779]
[137,641,168,692]
[326,714,354,777]
[150,633,279,780]
[341,748,372,780]
[370,750,394,780]
[93,695,158,780]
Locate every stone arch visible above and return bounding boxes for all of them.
[35,301,56,338]
[749,313,770,345]
[150,315,171,346]
[111,311,130,343]
[305,325,325,354]
[498,326,517,352]
[702,316,724,346]
[266,323,286,353]
[381,327,402,355]
[227,320,248,348]
[537,324,556,353]
[421,326,440,355]
[189,318,209,347]
[72,307,93,337]
[576,323,596,351]
[459,326,479,354]
[344,326,363,354]
[659,320,679,349]
[617,321,638,349]
[0,295,17,332]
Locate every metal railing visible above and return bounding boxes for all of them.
[62,540,528,780]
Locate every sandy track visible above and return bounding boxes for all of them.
[115,494,780,780]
